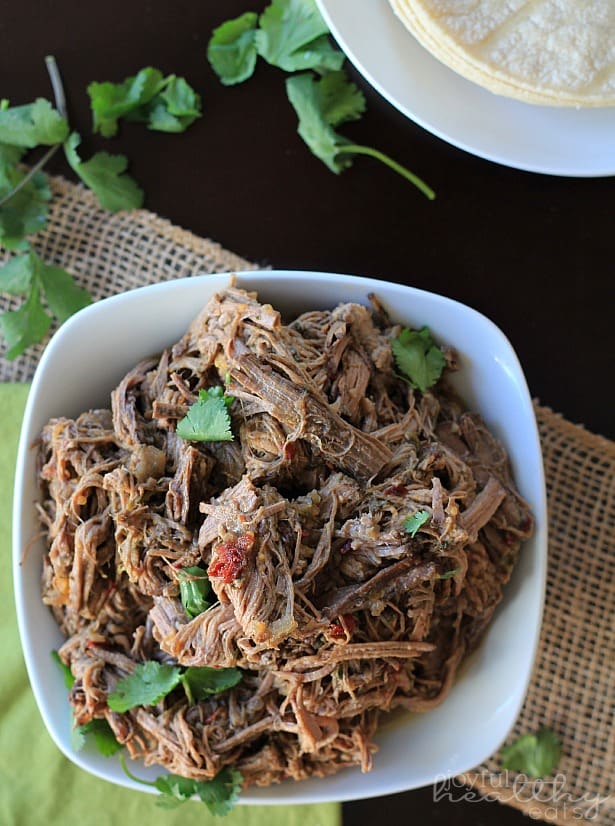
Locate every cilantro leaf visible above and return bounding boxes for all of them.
[153,768,243,814]
[255,0,344,73]
[0,250,92,356]
[51,649,75,689]
[71,722,87,752]
[438,567,461,580]
[88,68,167,137]
[0,280,51,359]
[176,386,234,442]
[107,661,182,712]
[120,754,243,814]
[501,728,562,777]
[178,566,211,618]
[0,164,51,249]
[147,77,202,133]
[391,326,446,392]
[182,666,242,704]
[75,718,123,757]
[207,12,259,86]
[64,132,143,212]
[195,767,243,816]
[154,774,198,809]
[286,71,435,198]
[88,69,201,136]
[403,509,431,538]
[36,256,92,322]
[286,73,349,173]
[0,253,34,294]
[313,70,365,126]
[0,98,69,147]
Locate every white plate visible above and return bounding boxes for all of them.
[14,271,546,804]
[317,0,615,176]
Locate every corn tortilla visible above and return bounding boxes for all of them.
[389,0,615,107]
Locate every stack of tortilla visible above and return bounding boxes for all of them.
[388,0,615,107]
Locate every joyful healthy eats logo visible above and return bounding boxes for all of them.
[433,773,610,821]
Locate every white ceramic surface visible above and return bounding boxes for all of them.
[316,0,615,177]
[13,271,547,804]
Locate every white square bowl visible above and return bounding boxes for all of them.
[13,271,547,804]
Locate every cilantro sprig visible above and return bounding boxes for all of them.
[176,386,234,442]
[87,68,202,137]
[391,326,446,392]
[501,728,562,777]
[107,660,242,712]
[207,0,434,199]
[120,755,243,814]
[0,56,201,359]
[0,249,91,358]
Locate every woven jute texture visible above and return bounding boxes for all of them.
[1,177,613,824]
[460,408,615,825]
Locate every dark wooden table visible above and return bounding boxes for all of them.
[4,1,613,823]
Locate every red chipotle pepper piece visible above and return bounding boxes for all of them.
[208,531,255,584]
[330,614,357,638]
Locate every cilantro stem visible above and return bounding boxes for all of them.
[0,56,67,209]
[119,753,157,788]
[180,674,194,706]
[0,144,59,208]
[338,144,435,200]
[45,55,68,119]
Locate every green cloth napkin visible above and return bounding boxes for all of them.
[0,384,340,826]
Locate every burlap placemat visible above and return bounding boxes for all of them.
[1,177,613,824]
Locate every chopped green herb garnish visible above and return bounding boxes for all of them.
[64,132,144,213]
[178,565,211,618]
[120,754,243,814]
[501,728,562,777]
[181,666,242,705]
[403,509,431,538]
[74,718,123,757]
[207,0,434,198]
[0,145,51,250]
[391,326,446,392]
[207,13,259,86]
[176,386,234,442]
[107,659,241,713]
[438,567,461,580]
[0,56,197,359]
[0,98,68,148]
[255,0,344,73]
[87,68,202,137]
[51,649,75,689]
[0,249,90,359]
[286,72,434,198]
[107,661,182,712]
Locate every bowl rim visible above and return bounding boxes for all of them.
[13,270,547,804]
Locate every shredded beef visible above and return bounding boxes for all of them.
[38,284,533,790]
